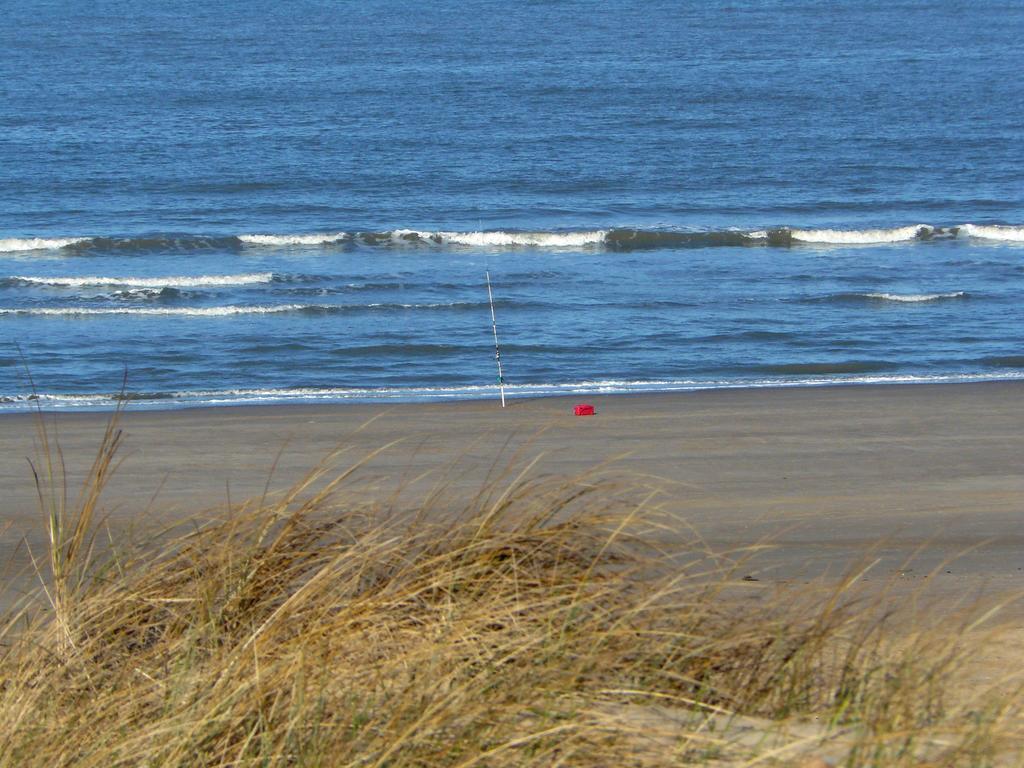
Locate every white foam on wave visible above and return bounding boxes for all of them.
[960,224,1024,242]
[0,392,117,408]
[11,272,275,288]
[124,372,1024,401]
[431,230,609,247]
[790,225,931,244]
[240,233,350,246]
[6,225,1023,254]
[861,291,966,302]
[365,301,476,309]
[0,237,88,253]
[0,304,315,317]
[7,371,1024,412]
[0,301,478,317]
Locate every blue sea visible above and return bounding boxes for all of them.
[2,0,1022,411]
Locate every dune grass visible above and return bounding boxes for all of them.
[1,414,1022,766]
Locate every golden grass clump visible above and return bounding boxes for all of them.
[1,421,1022,766]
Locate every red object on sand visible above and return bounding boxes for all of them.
[574,404,596,416]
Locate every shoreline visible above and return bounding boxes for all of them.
[3,371,1024,416]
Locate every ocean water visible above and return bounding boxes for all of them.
[1,0,1022,410]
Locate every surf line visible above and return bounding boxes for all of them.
[485,270,506,407]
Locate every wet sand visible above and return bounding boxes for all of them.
[2,382,1023,612]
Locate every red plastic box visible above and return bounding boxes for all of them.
[573,403,596,416]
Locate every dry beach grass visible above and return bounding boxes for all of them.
[1,410,1022,767]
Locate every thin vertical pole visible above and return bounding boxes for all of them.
[486,270,506,407]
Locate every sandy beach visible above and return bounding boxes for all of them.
[3,381,1023,602]
[3,381,1024,761]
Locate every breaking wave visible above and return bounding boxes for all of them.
[0,304,316,317]
[0,301,498,317]
[239,233,350,246]
[789,225,932,244]
[429,230,608,247]
[7,272,275,288]
[813,291,968,305]
[860,291,967,302]
[239,230,608,248]
[960,224,1024,242]
[0,237,89,253]
[2,223,1021,254]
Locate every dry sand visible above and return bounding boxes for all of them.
[2,382,1023,616]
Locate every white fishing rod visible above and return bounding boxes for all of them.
[485,270,506,407]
